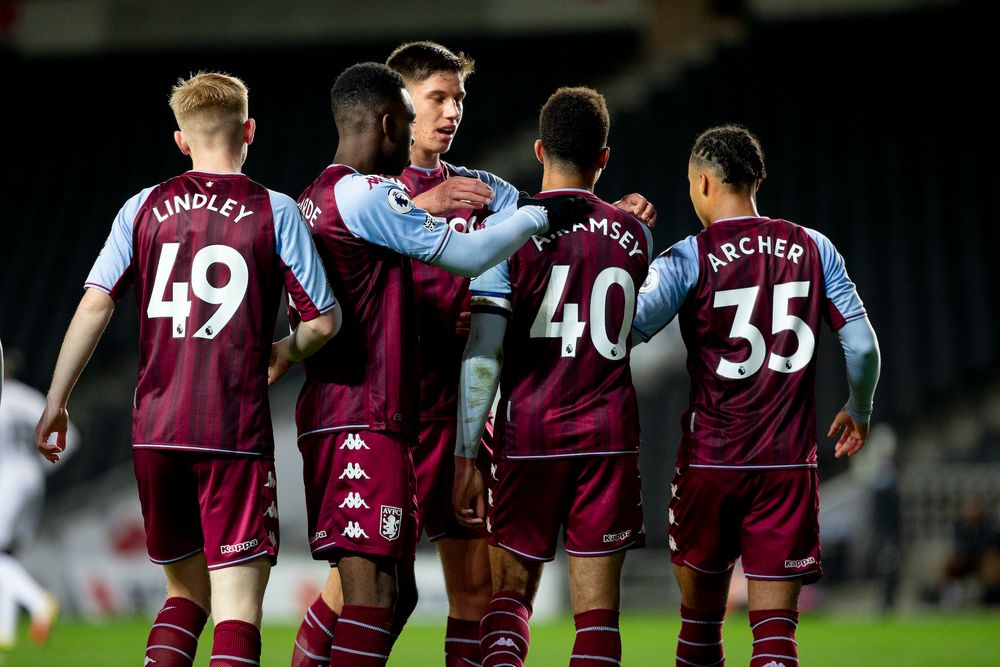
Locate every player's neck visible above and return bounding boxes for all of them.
[334,136,383,175]
[708,195,759,225]
[188,151,244,174]
[540,169,596,193]
[409,146,441,170]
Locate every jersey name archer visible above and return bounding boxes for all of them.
[393,162,519,421]
[471,189,652,459]
[633,217,866,469]
[85,171,335,456]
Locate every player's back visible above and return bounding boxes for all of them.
[493,189,651,459]
[93,171,299,455]
[294,165,418,439]
[678,216,839,468]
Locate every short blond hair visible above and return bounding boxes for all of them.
[169,71,248,144]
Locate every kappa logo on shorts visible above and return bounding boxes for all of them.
[669,508,676,525]
[341,433,369,450]
[342,522,369,539]
[380,505,403,541]
[264,470,276,488]
[762,662,787,667]
[144,657,156,665]
[312,530,328,542]
[490,637,517,649]
[669,535,678,552]
[784,557,817,569]
[339,492,370,509]
[220,538,259,555]
[670,483,678,498]
[339,462,370,480]
[268,531,277,547]
[264,502,278,519]
[603,530,632,544]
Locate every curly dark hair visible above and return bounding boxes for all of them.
[539,86,609,170]
[690,124,766,187]
[330,62,407,131]
[386,41,475,83]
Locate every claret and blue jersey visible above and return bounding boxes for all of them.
[632,215,866,469]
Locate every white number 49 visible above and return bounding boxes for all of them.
[713,280,815,379]
[147,242,249,340]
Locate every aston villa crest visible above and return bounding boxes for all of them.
[380,505,403,541]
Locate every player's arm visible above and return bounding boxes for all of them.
[337,175,586,278]
[452,262,511,528]
[36,288,115,463]
[267,191,341,385]
[631,236,699,344]
[828,316,880,458]
[806,227,881,458]
[37,190,148,462]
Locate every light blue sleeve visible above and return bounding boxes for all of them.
[640,223,655,263]
[837,316,881,422]
[468,259,512,318]
[805,227,866,327]
[631,235,700,342]
[269,190,337,318]
[84,187,155,299]
[335,173,453,263]
[450,164,521,211]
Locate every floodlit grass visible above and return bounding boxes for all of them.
[3,612,999,665]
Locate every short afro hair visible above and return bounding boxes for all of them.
[690,124,766,187]
[330,62,407,131]
[386,41,475,83]
[539,86,609,170]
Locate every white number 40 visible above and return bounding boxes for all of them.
[530,264,635,361]
[713,280,815,379]
[147,242,249,340]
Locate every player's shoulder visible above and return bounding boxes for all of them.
[336,172,413,216]
[265,188,300,215]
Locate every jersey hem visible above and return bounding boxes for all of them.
[501,450,638,461]
[132,443,263,456]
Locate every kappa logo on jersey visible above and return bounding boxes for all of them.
[339,462,370,480]
[387,187,414,214]
[340,433,369,450]
[144,657,157,665]
[380,505,403,541]
[365,175,386,190]
[264,502,278,519]
[762,662,787,667]
[264,470,276,488]
[342,521,369,539]
[339,492,370,509]
[490,637,518,649]
[639,266,660,294]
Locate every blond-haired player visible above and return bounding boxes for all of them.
[35,71,339,666]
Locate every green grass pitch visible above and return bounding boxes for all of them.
[3,613,999,665]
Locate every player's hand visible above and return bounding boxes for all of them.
[35,400,69,463]
[452,456,486,528]
[828,408,869,458]
[455,310,471,338]
[413,177,494,215]
[268,338,294,386]
[519,193,590,233]
[612,192,657,227]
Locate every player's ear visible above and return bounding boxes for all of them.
[598,146,611,169]
[381,113,395,141]
[699,172,710,198]
[243,118,256,146]
[533,139,544,165]
[174,131,191,156]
